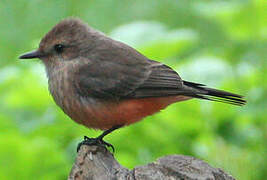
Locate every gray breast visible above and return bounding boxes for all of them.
[47,66,78,115]
[46,61,103,126]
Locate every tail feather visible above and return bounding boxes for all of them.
[183,81,246,106]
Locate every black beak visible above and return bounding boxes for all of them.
[19,50,42,59]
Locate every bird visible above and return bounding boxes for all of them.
[19,18,246,151]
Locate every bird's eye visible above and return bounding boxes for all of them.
[54,44,65,53]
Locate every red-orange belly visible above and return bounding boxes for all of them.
[70,96,190,130]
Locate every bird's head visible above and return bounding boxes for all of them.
[19,18,101,67]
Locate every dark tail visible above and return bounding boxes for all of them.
[183,81,246,106]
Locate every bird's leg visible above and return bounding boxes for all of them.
[77,125,123,152]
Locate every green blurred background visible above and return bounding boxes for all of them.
[0,0,266,179]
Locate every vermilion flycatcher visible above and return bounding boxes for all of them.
[19,18,246,151]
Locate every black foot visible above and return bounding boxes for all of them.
[77,125,123,153]
[77,136,115,153]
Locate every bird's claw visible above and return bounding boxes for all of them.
[77,136,115,153]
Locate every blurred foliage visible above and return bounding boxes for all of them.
[0,0,266,179]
